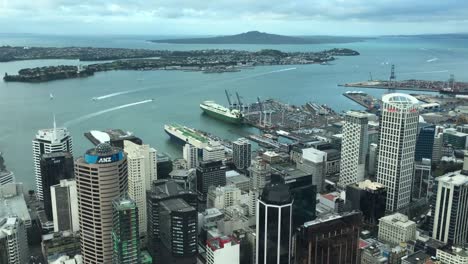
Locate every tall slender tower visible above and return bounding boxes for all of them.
[256,179,293,264]
[112,196,141,264]
[75,143,127,264]
[32,120,73,200]
[0,217,29,264]
[376,93,419,212]
[124,140,157,237]
[431,153,468,245]
[183,143,199,169]
[233,138,252,170]
[339,111,369,188]
[40,152,74,220]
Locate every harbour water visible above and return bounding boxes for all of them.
[1,33,468,190]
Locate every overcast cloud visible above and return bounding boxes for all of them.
[0,0,467,35]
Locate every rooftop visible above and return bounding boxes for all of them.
[379,213,416,228]
[382,93,419,105]
[0,217,22,238]
[303,211,361,227]
[403,251,430,263]
[113,197,137,211]
[346,110,370,119]
[86,143,121,156]
[0,183,31,227]
[151,179,193,199]
[206,236,238,252]
[160,198,195,213]
[436,171,468,186]
[35,127,70,143]
[356,180,385,191]
[261,181,292,205]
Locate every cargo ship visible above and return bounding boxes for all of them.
[164,124,209,149]
[200,101,243,124]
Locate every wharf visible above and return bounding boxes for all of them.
[339,79,468,95]
[342,92,381,113]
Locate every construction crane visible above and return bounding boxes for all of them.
[257,97,264,126]
[225,89,233,109]
[236,92,243,111]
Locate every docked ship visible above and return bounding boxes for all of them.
[200,101,243,124]
[164,124,209,149]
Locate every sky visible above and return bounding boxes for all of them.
[0,0,468,36]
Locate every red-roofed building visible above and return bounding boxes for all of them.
[206,236,240,264]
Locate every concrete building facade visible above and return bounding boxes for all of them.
[75,143,128,264]
[339,111,369,187]
[376,93,419,212]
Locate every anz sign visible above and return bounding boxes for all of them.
[85,152,123,164]
[97,157,113,163]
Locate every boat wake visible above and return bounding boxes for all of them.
[234,67,297,81]
[426,58,439,63]
[64,99,154,126]
[92,88,149,101]
[400,70,448,75]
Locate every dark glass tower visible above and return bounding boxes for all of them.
[147,179,198,264]
[415,124,435,161]
[112,196,141,264]
[40,152,74,220]
[256,179,293,264]
[345,181,386,231]
[294,212,362,264]
[196,160,226,204]
[159,199,198,264]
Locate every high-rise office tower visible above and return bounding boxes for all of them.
[147,179,198,263]
[40,152,74,220]
[248,156,271,192]
[0,153,15,186]
[368,143,378,176]
[294,212,362,264]
[415,124,435,161]
[75,143,128,264]
[376,93,419,212]
[339,111,369,188]
[202,142,225,161]
[51,179,79,232]
[346,180,386,227]
[233,138,251,170]
[431,153,468,245]
[124,140,157,237]
[432,128,444,164]
[159,198,198,264]
[256,180,293,264]
[183,143,199,169]
[33,124,73,201]
[412,158,431,200]
[0,217,29,264]
[112,196,141,264]
[156,152,173,179]
[196,160,226,203]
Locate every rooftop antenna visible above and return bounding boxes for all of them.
[388,64,396,94]
[53,114,57,141]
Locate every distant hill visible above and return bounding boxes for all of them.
[150,31,370,44]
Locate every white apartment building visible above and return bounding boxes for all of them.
[124,140,157,236]
[183,143,199,169]
[339,111,369,187]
